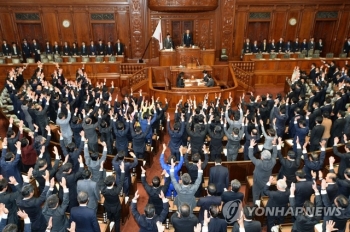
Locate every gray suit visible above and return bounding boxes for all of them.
[77,179,100,211]
[225,110,243,134]
[206,78,214,87]
[42,188,70,232]
[84,144,107,183]
[163,37,173,49]
[82,119,99,152]
[224,125,244,161]
[170,168,203,214]
[56,109,72,145]
[248,146,277,203]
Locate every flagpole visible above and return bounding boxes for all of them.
[139,17,162,63]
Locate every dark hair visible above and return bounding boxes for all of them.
[117,121,124,130]
[173,122,180,131]
[192,153,200,163]
[287,150,296,159]
[62,162,73,172]
[104,175,115,187]
[47,195,59,208]
[209,205,219,218]
[167,155,176,164]
[144,203,155,218]
[152,176,160,187]
[72,116,79,124]
[315,116,323,124]
[215,158,222,164]
[335,195,349,208]
[37,158,47,168]
[67,142,76,153]
[303,200,315,215]
[117,151,125,161]
[77,191,89,204]
[2,224,18,232]
[295,169,306,179]
[5,152,14,161]
[181,173,191,185]
[82,169,92,179]
[21,184,34,197]
[233,128,239,135]
[207,183,216,195]
[91,152,99,161]
[344,168,350,179]
[58,112,66,119]
[243,206,255,220]
[6,130,14,138]
[180,203,190,217]
[0,178,8,191]
[20,137,29,147]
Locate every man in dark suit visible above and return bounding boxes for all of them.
[31,39,41,62]
[186,116,208,154]
[183,29,193,47]
[333,137,350,179]
[96,39,105,56]
[115,39,124,55]
[277,139,302,187]
[208,116,224,161]
[71,42,79,56]
[276,38,284,53]
[318,157,338,203]
[309,116,325,152]
[207,206,227,232]
[308,37,315,51]
[272,99,289,137]
[232,206,261,232]
[88,40,96,56]
[249,139,278,203]
[42,177,69,232]
[292,38,300,52]
[11,42,20,56]
[2,40,11,55]
[69,191,100,232]
[289,182,322,231]
[206,76,214,87]
[141,166,170,216]
[309,63,317,84]
[268,39,276,53]
[263,177,290,232]
[112,150,137,195]
[105,41,114,55]
[80,42,88,56]
[342,37,350,55]
[309,102,322,130]
[53,41,60,54]
[131,190,169,232]
[45,41,52,54]
[209,158,229,195]
[171,203,198,232]
[260,39,268,53]
[221,179,244,207]
[302,140,326,181]
[167,113,185,160]
[163,33,173,49]
[101,161,125,232]
[284,41,292,53]
[196,183,221,223]
[22,39,31,62]
[316,38,324,53]
[294,169,314,207]
[330,111,346,146]
[17,169,50,232]
[63,41,70,56]
[251,40,259,53]
[0,176,22,225]
[242,38,251,54]
[300,38,308,52]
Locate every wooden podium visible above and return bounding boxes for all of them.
[159,48,215,66]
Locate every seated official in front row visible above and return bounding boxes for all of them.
[206,76,214,87]
[176,72,185,88]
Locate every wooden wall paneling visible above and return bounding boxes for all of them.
[220,0,236,59]
[333,11,350,54]
[73,12,90,45]
[197,19,210,48]
[116,6,130,58]
[92,23,105,42]
[17,23,45,48]
[247,22,270,42]
[233,10,247,59]
[284,11,299,41]
[57,12,75,44]
[129,0,145,58]
[272,11,287,40]
[313,20,336,54]
[0,13,17,44]
[42,12,60,44]
[298,9,316,40]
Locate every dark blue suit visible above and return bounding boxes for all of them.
[167,121,185,160]
[105,45,114,55]
[112,156,138,195]
[196,195,221,222]
[273,106,289,137]
[22,43,31,61]
[70,206,100,232]
[303,148,326,181]
[209,165,229,195]
[0,147,22,190]
[183,33,193,47]
[88,45,97,55]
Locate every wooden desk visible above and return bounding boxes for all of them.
[159,48,215,67]
[169,65,212,86]
[160,50,176,66]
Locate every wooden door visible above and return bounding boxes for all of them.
[172,20,193,47]
[92,23,115,44]
[17,23,44,48]
[313,20,336,54]
[247,22,270,43]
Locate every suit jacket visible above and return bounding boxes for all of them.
[0,147,22,186]
[309,124,325,146]
[294,180,314,207]
[105,45,114,55]
[276,41,284,52]
[290,193,322,231]
[268,43,276,53]
[186,123,208,154]
[97,43,105,55]
[331,118,346,140]
[88,45,97,55]
[53,45,60,54]
[42,188,69,232]
[300,42,308,51]
[322,117,332,139]
[171,213,198,232]
[196,195,221,222]
[0,183,22,224]
[164,37,173,49]
[77,179,100,210]
[11,45,20,56]
[183,33,193,47]
[80,46,88,56]
[308,42,315,50]
[112,156,138,195]
[303,149,326,180]
[243,43,251,53]
[309,108,322,130]
[221,190,244,206]
[208,217,227,232]
[251,44,259,53]
[284,43,292,52]
[2,44,11,55]
[321,191,348,232]
[17,185,49,231]
[277,147,301,184]
[141,174,170,215]
[316,42,324,51]
[168,121,185,153]
[263,184,290,211]
[184,152,208,187]
[70,206,100,232]
[22,43,31,56]
[112,120,130,153]
[206,78,214,87]
[0,217,31,232]
[45,45,52,54]
[115,43,124,55]
[101,172,124,213]
[31,43,40,54]
[84,144,106,182]
[232,220,261,232]
[71,46,79,56]
[131,200,169,232]
[333,146,350,179]
[63,46,70,55]
[130,122,151,153]
[209,165,229,194]
[260,43,268,52]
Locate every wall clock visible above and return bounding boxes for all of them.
[62,20,70,28]
[289,18,297,26]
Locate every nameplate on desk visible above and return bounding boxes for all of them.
[66,62,72,64]
[334,58,340,59]
[290,58,296,60]
[245,53,253,55]
[81,62,86,64]
[7,63,13,65]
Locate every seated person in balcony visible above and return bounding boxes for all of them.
[176,72,185,88]
[203,70,210,82]
[206,75,214,87]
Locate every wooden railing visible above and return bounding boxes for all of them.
[231,61,255,73]
[120,63,146,74]
[129,68,149,87]
[230,62,254,91]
